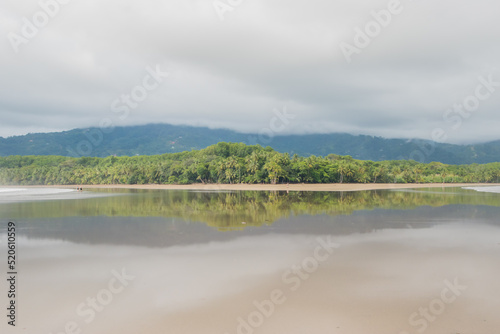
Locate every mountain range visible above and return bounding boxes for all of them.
[1,123,500,164]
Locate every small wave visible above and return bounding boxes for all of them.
[0,188,27,193]
[463,186,500,194]
[0,188,76,196]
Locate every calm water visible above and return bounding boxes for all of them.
[1,187,499,334]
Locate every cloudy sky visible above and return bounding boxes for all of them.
[1,0,499,143]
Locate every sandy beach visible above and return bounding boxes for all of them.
[3,182,499,192]
[9,224,500,334]
[2,183,500,334]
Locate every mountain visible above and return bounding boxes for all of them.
[1,123,500,164]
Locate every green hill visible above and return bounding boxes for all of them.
[1,123,499,164]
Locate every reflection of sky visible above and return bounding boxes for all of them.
[5,221,500,334]
[1,188,500,333]
[1,204,499,249]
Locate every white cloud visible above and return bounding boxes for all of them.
[0,0,499,143]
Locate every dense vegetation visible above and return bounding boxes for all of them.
[1,142,500,186]
[3,123,500,164]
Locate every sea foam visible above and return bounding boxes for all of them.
[463,186,500,194]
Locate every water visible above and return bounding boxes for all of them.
[0,187,499,334]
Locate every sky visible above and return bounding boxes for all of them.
[0,0,499,144]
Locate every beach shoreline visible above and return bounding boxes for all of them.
[2,183,499,192]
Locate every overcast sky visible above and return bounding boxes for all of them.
[1,0,499,143]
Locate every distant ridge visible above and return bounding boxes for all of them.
[1,123,500,164]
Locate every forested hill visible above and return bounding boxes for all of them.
[1,123,500,164]
[1,142,500,185]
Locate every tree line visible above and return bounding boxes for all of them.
[1,142,500,185]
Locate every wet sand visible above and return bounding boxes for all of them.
[4,223,499,334]
[3,182,499,192]
[2,185,499,334]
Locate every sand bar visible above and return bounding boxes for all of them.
[2,182,500,192]
[0,183,500,191]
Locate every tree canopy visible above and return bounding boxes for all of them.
[1,142,500,185]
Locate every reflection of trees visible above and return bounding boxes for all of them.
[1,189,498,230]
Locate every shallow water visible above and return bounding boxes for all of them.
[1,187,499,334]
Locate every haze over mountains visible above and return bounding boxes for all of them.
[1,124,500,165]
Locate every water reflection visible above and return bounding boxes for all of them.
[0,188,499,247]
[4,223,500,334]
[1,187,499,223]
[1,188,499,334]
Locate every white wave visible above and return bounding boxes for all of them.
[0,187,116,203]
[0,188,27,193]
[0,187,75,196]
[463,186,500,194]
[0,187,79,203]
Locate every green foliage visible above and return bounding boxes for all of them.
[1,142,500,185]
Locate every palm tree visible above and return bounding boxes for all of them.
[337,162,347,184]
[413,166,423,183]
[391,166,403,183]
